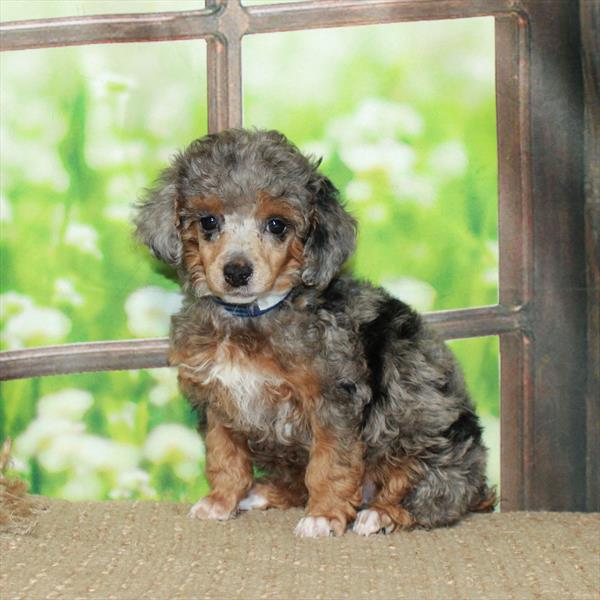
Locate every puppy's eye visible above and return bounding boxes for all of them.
[266,218,287,236]
[199,215,219,232]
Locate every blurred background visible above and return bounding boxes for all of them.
[0,1,499,502]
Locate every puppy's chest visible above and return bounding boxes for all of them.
[202,340,309,441]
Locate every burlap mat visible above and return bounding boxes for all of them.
[1,499,598,600]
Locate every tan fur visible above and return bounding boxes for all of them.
[188,195,225,214]
[178,192,305,299]
[202,409,253,515]
[249,475,308,510]
[304,425,364,535]
[180,220,207,293]
[363,459,423,531]
[173,317,367,529]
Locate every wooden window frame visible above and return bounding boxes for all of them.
[0,0,597,512]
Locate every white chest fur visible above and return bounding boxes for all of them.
[203,348,283,431]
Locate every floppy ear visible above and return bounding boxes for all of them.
[302,175,357,289]
[134,166,182,265]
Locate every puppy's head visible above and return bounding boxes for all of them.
[135,129,356,302]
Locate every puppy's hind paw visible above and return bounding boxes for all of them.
[352,509,394,536]
[238,490,269,511]
[294,516,344,538]
[189,496,235,521]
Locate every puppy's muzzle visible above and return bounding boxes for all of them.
[223,261,253,287]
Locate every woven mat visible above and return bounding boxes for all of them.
[1,499,598,600]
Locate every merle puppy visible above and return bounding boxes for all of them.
[135,128,495,537]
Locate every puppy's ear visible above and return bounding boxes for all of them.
[134,166,182,265]
[302,175,357,289]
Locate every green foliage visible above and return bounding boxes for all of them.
[0,4,499,500]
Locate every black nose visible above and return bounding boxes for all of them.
[223,261,253,287]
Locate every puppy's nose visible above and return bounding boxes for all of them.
[223,261,253,287]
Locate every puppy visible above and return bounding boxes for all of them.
[135,128,495,537]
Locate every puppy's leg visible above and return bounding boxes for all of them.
[294,426,364,538]
[190,412,253,521]
[353,460,418,536]
[239,474,308,511]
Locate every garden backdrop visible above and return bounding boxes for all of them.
[0,0,499,503]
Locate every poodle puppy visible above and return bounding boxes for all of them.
[135,128,495,537]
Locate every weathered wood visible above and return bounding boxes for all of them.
[518,0,587,511]
[0,339,170,381]
[206,0,244,132]
[245,0,522,34]
[0,8,219,51]
[580,0,600,512]
[495,13,533,512]
[0,305,524,381]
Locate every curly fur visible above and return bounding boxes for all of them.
[135,128,495,536]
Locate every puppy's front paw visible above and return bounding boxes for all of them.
[189,495,235,521]
[352,509,394,536]
[294,516,344,538]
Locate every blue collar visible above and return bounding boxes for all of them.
[211,291,292,318]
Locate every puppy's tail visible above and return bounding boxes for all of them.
[469,484,498,513]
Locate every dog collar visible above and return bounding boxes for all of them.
[211,290,292,318]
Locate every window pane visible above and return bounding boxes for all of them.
[0,39,207,348]
[243,19,498,313]
[1,369,208,502]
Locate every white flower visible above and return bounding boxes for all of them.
[340,139,415,176]
[1,305,71,349]
[61,473,103,501]
[65,222,102,258]
[104,174,144,221]
[125,286,183,338]
[37,388,93,421]
[483,241,499,286]
[174,461,200,481]
[486,240,499,262]
[146,87,188,138]
[353,98,423,139]
[300,140,332,163]
[483,268,498,286]
[345,180,372,203]
[382,277,437,312]
[144,423,204,481]
[107,402,137,429]
[148,368,180,406]
[392,175,437,206]
[54,278,84,307]
[17,142,69,192]
[365,204,387,223]
[15,417,85,459]
[110,468,155,500]
[0,291,34,321]
[104,202,132,221]
[328,99,423,147]
[0,193,12,222]
[428,141,468,178]
[38,433,139,474]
